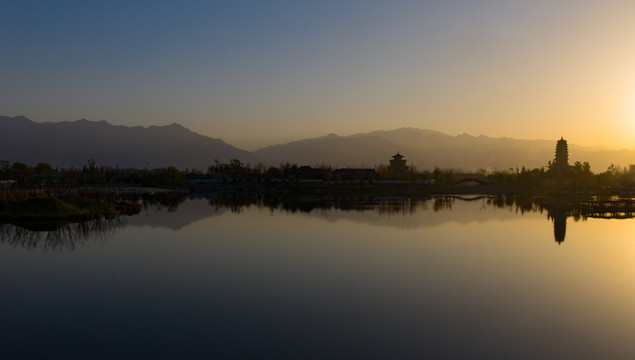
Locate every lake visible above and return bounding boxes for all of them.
[1,196,634,359]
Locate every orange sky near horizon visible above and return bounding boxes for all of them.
[2,1,635,150]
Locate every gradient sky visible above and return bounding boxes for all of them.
[3,0,635,150]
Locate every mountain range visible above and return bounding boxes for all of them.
[0,115,257,170]
[1,115,633,172]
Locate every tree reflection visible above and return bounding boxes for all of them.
[197,194,633,245]
[433,197,454,211]
[0,217,127,251]
[205,194,426,215]
[5,194,629,250]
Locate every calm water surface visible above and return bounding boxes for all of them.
[1,197,634,359]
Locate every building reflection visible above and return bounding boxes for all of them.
[550,211,567,245]
[541,198,580,245]
[3,194,632,250]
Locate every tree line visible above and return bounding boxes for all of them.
[2,158,634,194]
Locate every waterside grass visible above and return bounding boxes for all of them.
[0,197,140,222]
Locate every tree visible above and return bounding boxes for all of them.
[607,163,620,176]
[0,160,10,179]
[34,162,53,176]
[595,171,613,189]
[11,162,29,176]
[164,166,183,182]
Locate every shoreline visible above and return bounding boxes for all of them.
[2,180,634,224]
[0,197,141,223]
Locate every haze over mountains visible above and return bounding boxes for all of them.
[1,115,633,172]
[0,115,257,170]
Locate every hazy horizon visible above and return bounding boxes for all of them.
[5,114,630,152]
[3,1,635,150]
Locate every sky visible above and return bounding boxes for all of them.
[3,0,635,150]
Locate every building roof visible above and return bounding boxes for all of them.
[392,152,404,159]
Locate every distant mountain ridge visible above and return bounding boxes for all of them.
[254,128,635,171]
[1,115,633,171]
[0,115,258,169]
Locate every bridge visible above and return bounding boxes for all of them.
[581,199,635,219]
[453,174,494,186]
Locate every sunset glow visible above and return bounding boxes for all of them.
[2,1,635,149]
[4,3,635,358]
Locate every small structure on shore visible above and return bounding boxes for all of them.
[388,152,409,179]
[293,166,326,180]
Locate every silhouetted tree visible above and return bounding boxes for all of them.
[34,162,53,176]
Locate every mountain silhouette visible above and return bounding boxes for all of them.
[0,115,259,170]
[255,128,634,171]
[1,116,633,171]
[253,133,422,168]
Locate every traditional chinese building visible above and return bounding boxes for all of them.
[389,152,408,173]
[552,137,569,172]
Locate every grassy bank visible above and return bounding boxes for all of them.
[0,197,141,222]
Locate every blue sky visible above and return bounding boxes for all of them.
[3,1,635,149]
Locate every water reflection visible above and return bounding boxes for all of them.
[2,195,633,359]
[2,195,632,250]
[552,212,567,244]
[207,194,493,215]
[191,194,634,245]
[0,217,127,251]
[539,199,580,245]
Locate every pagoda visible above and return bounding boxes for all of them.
[552,137,569,172]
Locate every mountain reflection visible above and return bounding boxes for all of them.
[2,195,632,250]
[207,194,498,215]
[205,194,631,245]
[0,217,127,251]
